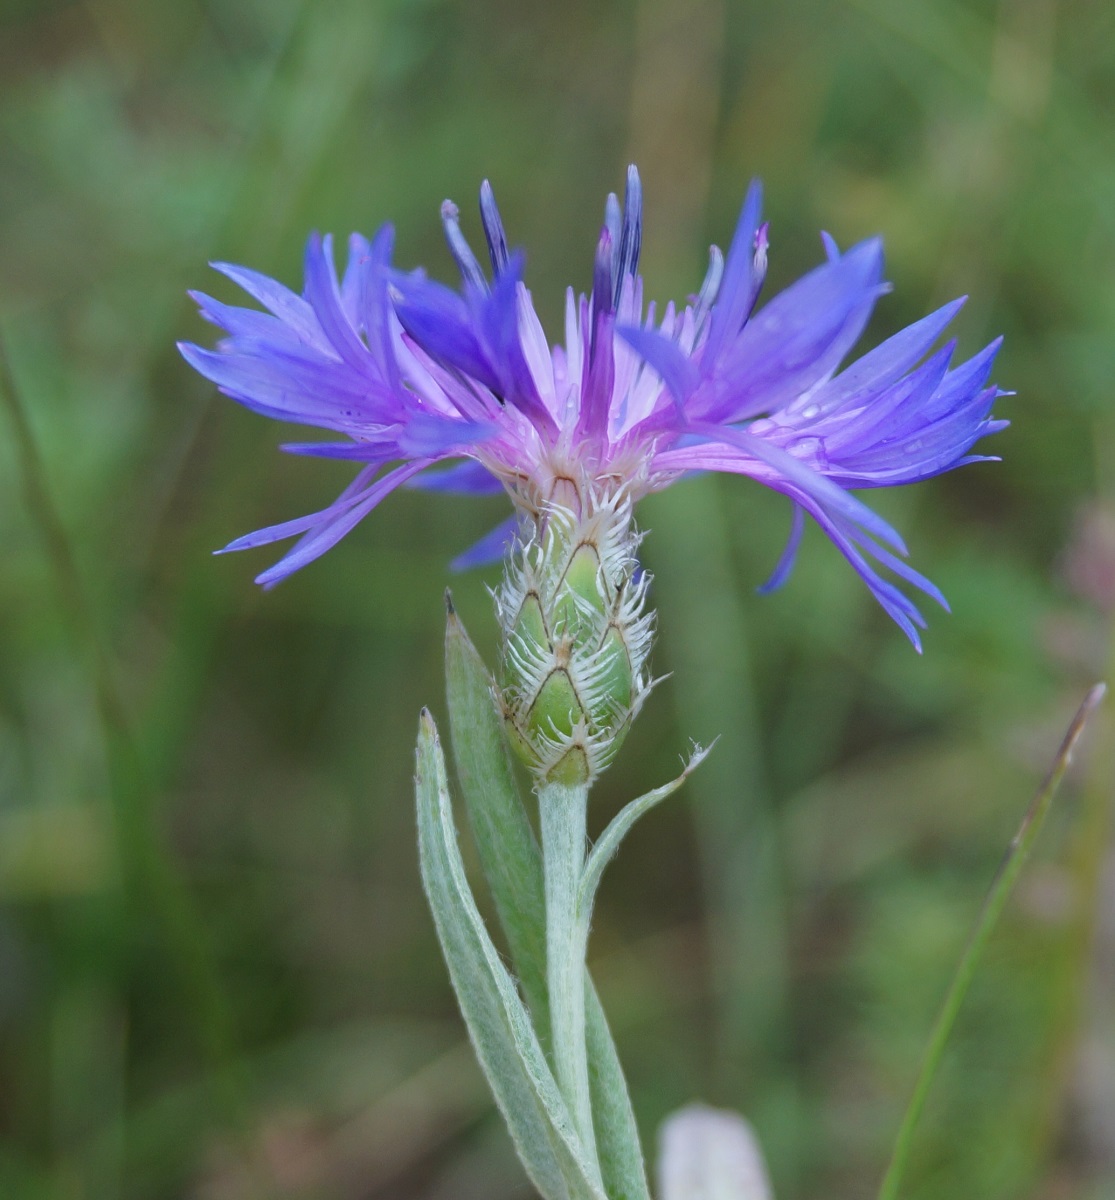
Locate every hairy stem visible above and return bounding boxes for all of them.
[539,781,597,1165]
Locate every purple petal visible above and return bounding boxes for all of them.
[693,245,725,323]
[757,503,805,594]
[189,291,294,344]
[792,297,967,420]
[281,441,399,460]
[360,224,403,393]
[659,1106,774,1200]
[393,258,554,435]
[479,180,510,275]
[820,343,956,457]
[302,232,377,377]
[211,261,322,345]
[576,227,617,441]
[685,422,908,554]
[393,274,495,386]
[178,341,385,429]
[604,190,622,264]
[656,434,938,646]
[340,233,370,324]
[252,460,432,587]
[702,180,764,369]
[836,406,1005,486]
[825,343,1005,485]
[441,199,489,291]
[477,257,554,432]
[217,463,383,552]
[698,237,886,424]
[614,164,643,300]
[861,536,949,611]
[399,410,496,455]
[920,338,1002,421]
[796,495,935,650]
[616,325,699,407]
[408,460,504,494]
[450,514,521,570]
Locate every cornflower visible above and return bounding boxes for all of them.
[182,172,1013,1195]
[180,167,1005,650]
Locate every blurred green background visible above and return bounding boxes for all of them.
[2,0,1114,1196]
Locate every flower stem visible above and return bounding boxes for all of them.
[539,780,598,1165]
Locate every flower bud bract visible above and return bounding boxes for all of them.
[496,487,653,786]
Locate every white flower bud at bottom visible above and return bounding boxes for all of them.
[495,491,654,786]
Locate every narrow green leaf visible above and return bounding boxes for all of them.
[444,603,652,1200]
[585,982,652,1200]
[415,710,606,1200]
[877,683,1106,1200]
[578,746,712,930]
[445,600,550,1047]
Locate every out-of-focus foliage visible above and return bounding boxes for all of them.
[1,0,1113,1196]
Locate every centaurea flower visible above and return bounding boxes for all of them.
[180,167,1005,652]
[184,173,1014,1197]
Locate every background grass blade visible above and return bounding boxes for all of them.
[877,683,1107,1200]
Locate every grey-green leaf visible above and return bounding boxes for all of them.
[578,746,712,933]
[445,602,550,1049]
[585,980,651,1200]
[415,710,606,1200]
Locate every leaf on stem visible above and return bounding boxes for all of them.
[584,985,653,1200]
[578,744,713,930]
[446,598,551,1046]
[415,710,606,1200]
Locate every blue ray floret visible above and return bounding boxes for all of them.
[180,166,1006,647]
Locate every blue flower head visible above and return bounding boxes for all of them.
[180,167,1006,649]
